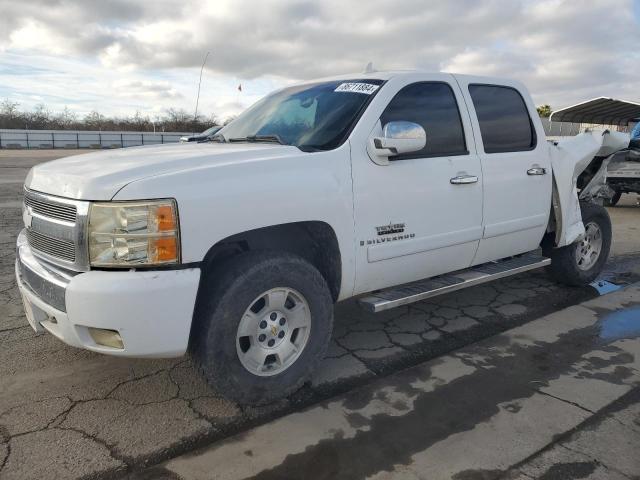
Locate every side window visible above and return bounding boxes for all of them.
[380,82,467,159]
[468,84,536,153]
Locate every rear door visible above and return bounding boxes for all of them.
[456,77,552,264]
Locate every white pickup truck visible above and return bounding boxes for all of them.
[16,71,622,404]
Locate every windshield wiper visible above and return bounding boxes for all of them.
[228,134,286,145]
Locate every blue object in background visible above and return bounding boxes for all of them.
[631,122,640,140]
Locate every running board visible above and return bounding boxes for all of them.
[358,252,551,313]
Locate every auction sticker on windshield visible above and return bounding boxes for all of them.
[334,83,380,94]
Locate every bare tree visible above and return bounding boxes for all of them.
[84,111,107,130]
[164,108,194,131]
[27,104,52,129]
[55,106,77,129]
[0,101,221,132]
[0,98,19,117]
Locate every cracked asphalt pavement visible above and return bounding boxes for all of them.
[1,150,640,479]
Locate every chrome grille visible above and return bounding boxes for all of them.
[26,228,76,262]
[24,192,77,223]
[22,188,90,271]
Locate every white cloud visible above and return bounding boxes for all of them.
[0,0,639,117]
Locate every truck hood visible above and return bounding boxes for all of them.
[25,142,300,200]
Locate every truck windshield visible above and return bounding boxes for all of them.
[217,79,384,151]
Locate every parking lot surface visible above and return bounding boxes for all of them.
[1,150,639,479]
[155,285,640,480]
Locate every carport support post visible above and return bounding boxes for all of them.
[161,134,164,144]
[99,132,102,148]
[121,133,124,148]
[26,132,29,149]
[76,133,79,149]
[52,132,55,149]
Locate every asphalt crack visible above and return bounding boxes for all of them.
[535,389,596,415]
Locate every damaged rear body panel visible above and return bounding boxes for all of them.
[549,130,629,247]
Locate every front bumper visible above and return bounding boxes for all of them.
[15,230,201,358]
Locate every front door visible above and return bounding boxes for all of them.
[350,75,483,295]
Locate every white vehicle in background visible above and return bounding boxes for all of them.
[16,71,623,404]
[179,125,223,143]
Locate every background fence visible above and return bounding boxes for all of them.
[0,120,632,150]
[540,118,631,137]
[0,129,193,149]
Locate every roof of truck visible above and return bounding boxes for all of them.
[309,70,522,86]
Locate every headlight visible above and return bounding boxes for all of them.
[88,199,180,267]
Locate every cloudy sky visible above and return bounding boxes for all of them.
[1,0,638,121]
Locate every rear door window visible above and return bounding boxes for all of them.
[469,84,536,153]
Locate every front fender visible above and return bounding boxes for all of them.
[112,145,356,298]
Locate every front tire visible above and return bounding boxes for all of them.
[190,251,333,405]
[547,203,612,286]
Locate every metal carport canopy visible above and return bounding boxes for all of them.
[549,97,640,126]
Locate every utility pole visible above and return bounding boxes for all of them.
[193,51,210,132]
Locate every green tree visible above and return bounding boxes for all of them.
[537,104,552,117]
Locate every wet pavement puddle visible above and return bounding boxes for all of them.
[598,305,640,341]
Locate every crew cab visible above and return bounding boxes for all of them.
[15,71,619,404]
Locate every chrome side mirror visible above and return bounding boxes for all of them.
[373,121,426,158]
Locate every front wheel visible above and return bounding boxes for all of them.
[190,251,333,405]
[547,203,612,286]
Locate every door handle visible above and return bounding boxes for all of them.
[527,167,547,176]
[450,174,478,185]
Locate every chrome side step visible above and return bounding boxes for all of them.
[358,252,551,313]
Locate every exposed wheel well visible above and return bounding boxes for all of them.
[201,221,342,301]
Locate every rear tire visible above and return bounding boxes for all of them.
[190,250,333,405]
[604,192,622,207]
[547,203,611,286]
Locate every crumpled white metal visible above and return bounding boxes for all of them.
[549,129,629,247]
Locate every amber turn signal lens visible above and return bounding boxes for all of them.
[152,237,178,262]
[156,205,176,232]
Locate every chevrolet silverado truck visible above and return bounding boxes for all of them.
[15,71,622,404]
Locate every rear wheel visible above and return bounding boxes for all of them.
[190,251,333,405]
[547,203,612,286]
[604,192,622,207]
